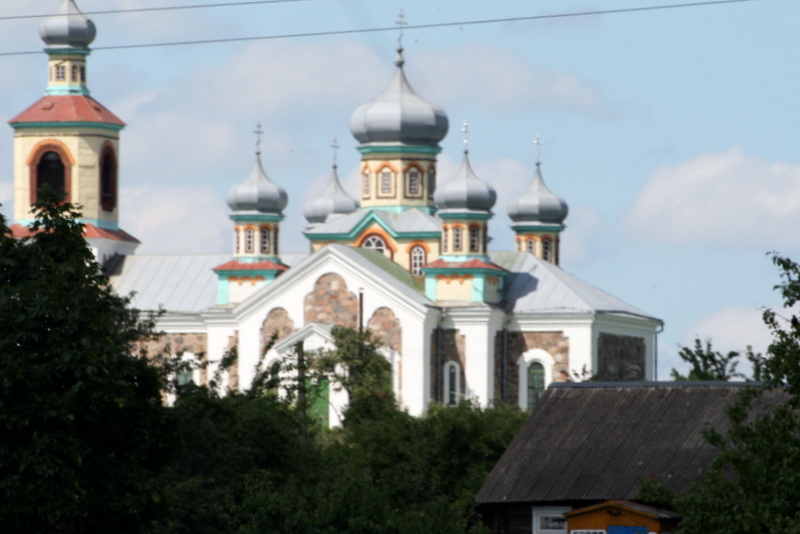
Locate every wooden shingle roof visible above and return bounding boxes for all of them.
[476,382,781,504]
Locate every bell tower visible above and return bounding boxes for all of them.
[8,0,138,261]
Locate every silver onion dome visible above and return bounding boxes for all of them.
[303,165,359,225]
[227,154,288,214]
[507,162,568,225]
[349,47,449,147]
[39,0,97,50]
[435,151,496,213]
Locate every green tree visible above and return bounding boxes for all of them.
[670,338,744,381]
[676,254,800,533]
[0,192,176,533]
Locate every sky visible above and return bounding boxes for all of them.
[0,0,795,378]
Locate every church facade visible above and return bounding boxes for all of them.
[9,0,662,425]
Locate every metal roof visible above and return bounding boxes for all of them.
[476,382,782,504]
[305,207,441,236]
[490,251,657,320]
[107,253,307,313]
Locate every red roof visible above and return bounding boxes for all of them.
[213,260,289,272]
[9,222,140,243]
[422,258,507,271]
[9,95,125,127]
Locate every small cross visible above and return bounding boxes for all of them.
[533,134,542,164]
[254,122,264,155]
[331,136,340,167]
[396,9,407,46]
[462,120,470,150]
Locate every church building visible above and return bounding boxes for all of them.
[8,0,662,425]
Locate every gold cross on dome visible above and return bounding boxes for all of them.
[254,122,264,155]
[533,134,542,164]
[462,120,470,149]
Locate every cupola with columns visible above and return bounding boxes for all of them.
[422,122,508,304]
[349,14,448,215]
[214,125,288,306]
[507,136,569,266]
[8,0,138,262]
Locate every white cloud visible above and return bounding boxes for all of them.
[412,43,608,115]
[685,306,772,356]
[624,146,800,252]
[559,205,608,266]
[120,184,230,255]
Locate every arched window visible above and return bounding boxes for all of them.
[55,65,66,81]
[453,226,463,252]
[483,226,489,252]
[444,361,460,406]
[542,238,552,262]
[380,170,392,195]
[362,172,370,197]
[36,151,66,199]
[245,228,254,253]
[408,170,421,196]
[554,239,560,265]
[99,146,117,212]
[71,64,78,82]
[362,235,386,254]
[235,228,240,254]
[410,246,426,275]
[526,238,535,254]
[260,227,271,254]
[80,66,86,83]
[527,362,545,409]
[274,227,279,254]
[441,226,448,253]
[469,226,480,252]
[428,168,436,199]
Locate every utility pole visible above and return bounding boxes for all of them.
[296,341,308,446]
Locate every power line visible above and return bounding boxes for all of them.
[0,0,310,22]
[0,0,758,58]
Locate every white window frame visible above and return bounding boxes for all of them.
[362,172,370,197]
[532,507,571,534]
[407,169,421,196]
[380,170,393,196]
[469,226,480,252]
[453,226,463,252]
[245,228,255,253]
[410,246,426,275]
[517,349,555,410]
[260,227,271,254]
[362,235,387,254]
[444,360,460,406]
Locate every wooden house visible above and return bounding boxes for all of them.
[475,382,779,534]
[565,500,680,533]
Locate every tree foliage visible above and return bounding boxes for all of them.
[675,254,800,533]
[0,191,176,532]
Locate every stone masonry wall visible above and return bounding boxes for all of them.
[493,331,569,403]
[597,333,645,381]
[367,307,402,354]
[429,328,466,402]
[260,307,296,352]
[304,273,358,328]
[136,332,209,386]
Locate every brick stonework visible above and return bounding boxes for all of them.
[228,331,239,391]
[261,307,296,352]
[367,307,402,403]
[493,331,569,403]
[429,328,466,401]
[136,332,209,385]
[597,333,645,381]
[367,307,402,354]
[304,273,358,328]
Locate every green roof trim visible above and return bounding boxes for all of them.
[305,210,439,242]
[437,212,492,221]
[357,145,442,156]
[11,121,124,132]
[229,214,285,223]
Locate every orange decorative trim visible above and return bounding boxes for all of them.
[26,139,75,166]
[27,140,74,205]
[229,275,266,286]
[402,162,425,173]
[405,240,431,254]
[435,273,473,284]
[376,162,399,173]
[487,276,499,285]
[355,228,398,254]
